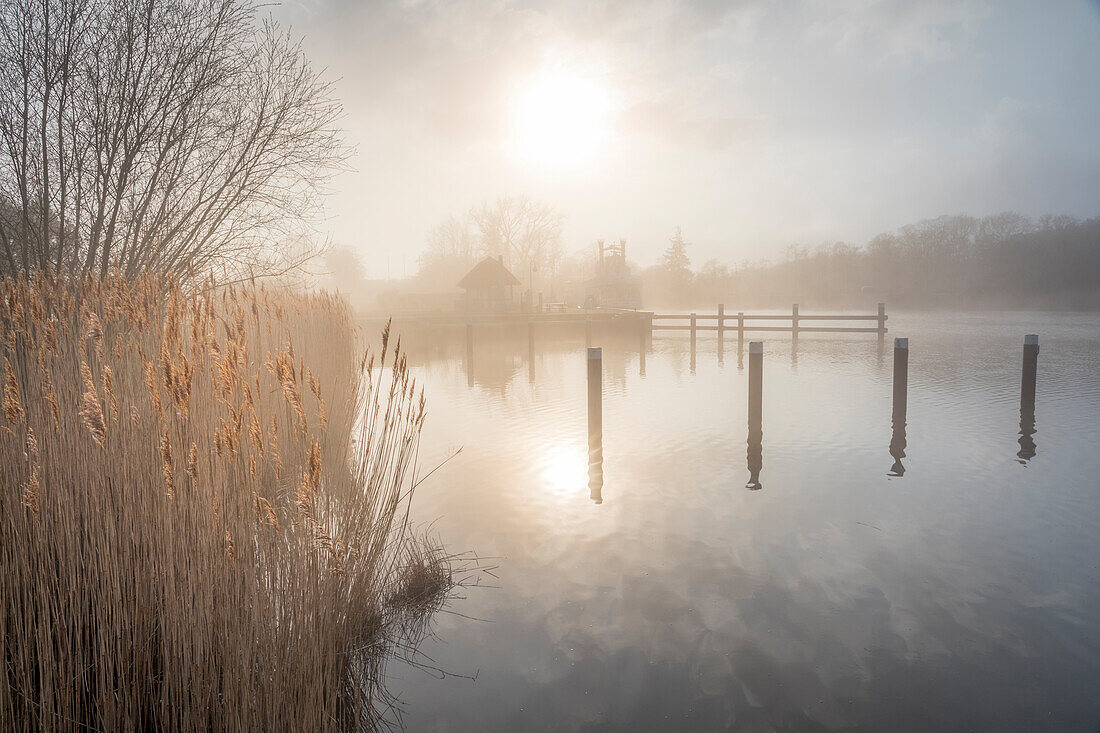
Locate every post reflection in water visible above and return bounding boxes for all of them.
[1018,405,1037,463]
[588,426,604,504]
[889,416,907,477]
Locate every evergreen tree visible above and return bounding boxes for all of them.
[662,226,692,276]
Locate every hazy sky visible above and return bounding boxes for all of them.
[272,0,1100,273]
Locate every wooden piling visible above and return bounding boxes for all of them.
[877,303,887,335]
[587,347,604,503]
[791,304,799,339]
[748,341,763,427]
[1021,334,1038,411]
[747,341,763,490]
[587,346,603,440]
[1018,336,1038,461]
[737,312,745,352]
[690,313,697,351]
[892,337,908,423]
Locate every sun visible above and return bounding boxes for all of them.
[512,70,610,168]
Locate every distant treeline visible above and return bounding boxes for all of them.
[643,213,1100,310]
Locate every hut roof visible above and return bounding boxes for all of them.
[458,256,521,289]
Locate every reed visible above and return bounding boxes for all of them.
[0,273,459,731]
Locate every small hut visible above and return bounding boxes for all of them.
[458,255,521,312]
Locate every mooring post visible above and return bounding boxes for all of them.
[791,304,799,339]
[737,311,745,352]
[1021,334,1039,410]
[587,347,603,447]
[585,317,592,348]
[587,347,604,504]
[878,303,887,335]
[1019,334,1039,462]
[747,341,763,489]
[892,337,909,423]
[748,341,763,425]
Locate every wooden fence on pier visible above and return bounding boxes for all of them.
[651,303,888,337]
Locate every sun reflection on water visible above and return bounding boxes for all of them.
[536,443,589,498]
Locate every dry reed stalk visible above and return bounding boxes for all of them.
[1,274,463,732]
[2,356,22,425]
[103,365,119,421]
[161,427,175,497]
[79,361,107,446]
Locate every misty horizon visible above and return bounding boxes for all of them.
[274,0,1100,270]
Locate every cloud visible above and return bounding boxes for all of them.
[803,0,988,63]
[269,0,1100,263]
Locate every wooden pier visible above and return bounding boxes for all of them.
[651,303,887,337]
[374,303,887,340]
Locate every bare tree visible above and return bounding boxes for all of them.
[469,196,563,277]
[0,0,346,281]
[421,215,476,268]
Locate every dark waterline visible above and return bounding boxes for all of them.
[386,311,1100,732]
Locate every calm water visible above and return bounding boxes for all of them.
[384,312,1100,732]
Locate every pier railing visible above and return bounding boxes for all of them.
[651,303,887,336]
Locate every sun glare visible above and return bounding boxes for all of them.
[537,443,589,496]
[513,71,610,168]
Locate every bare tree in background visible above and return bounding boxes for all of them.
[0,0,345,281]
[470,196,563,277]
